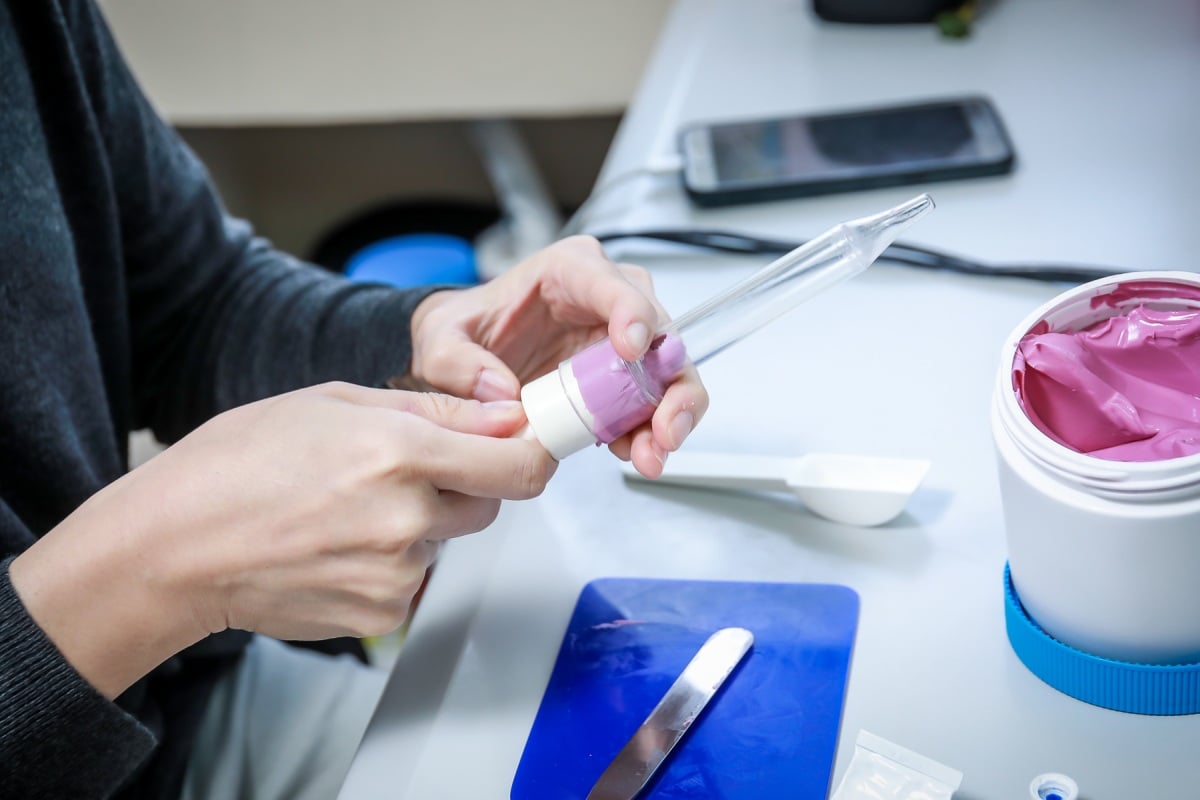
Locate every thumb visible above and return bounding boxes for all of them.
[316,382,527,438]
[402,393,528,439]
[422,335,522,403]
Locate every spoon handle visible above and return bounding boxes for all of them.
[624,452,794,493]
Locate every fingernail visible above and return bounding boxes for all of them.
[651,440,668,466]
[482,400,524,414]
[624,322,650,354]
[667,411,694,450]
[474,369,517,402]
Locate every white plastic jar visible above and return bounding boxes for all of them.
[991,271,1200,666]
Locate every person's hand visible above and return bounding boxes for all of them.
[9,382,552,698]
[408,236,708,478]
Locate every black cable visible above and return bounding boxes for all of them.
[593,228,1132,285]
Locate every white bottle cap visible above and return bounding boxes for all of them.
[1029,773,1078,800]
[520,364,597,460]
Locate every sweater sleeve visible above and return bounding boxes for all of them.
[0,558,157,798]
[68,0,444,442]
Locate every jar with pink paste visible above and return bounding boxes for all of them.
[992,272,1200,697]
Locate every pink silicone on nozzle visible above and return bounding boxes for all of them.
[569,333,687,443]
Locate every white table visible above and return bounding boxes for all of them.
[340,1,1200,797]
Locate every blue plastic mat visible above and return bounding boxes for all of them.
[511,578,859,799]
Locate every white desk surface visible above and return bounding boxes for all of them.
[341,1,1200,797]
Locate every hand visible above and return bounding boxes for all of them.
[10,382,553,697]
[408,236,708,477]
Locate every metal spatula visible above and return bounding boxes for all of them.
[585,627,754,800]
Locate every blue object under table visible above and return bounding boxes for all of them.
[343,233,478,289]
[511,578,859,800]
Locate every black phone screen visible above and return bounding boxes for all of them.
[710,103,982,184]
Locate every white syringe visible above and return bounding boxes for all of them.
[521,193,936,459]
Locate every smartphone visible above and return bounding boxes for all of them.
[678,96,1014,207]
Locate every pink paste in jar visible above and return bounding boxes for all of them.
[1014,285,1200,461]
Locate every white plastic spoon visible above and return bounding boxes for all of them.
[622,451,931,527]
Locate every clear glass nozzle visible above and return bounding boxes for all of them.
[666,192,935,366]
[519,193,934,459]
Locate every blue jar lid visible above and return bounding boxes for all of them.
[344,233,478,289]
[1004,564,1200,715]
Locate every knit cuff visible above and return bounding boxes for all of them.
[0,556,157,797]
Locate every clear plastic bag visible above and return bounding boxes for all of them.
[832,730,963,800]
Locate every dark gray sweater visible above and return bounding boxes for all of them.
[1,1,436,796]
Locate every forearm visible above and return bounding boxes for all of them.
[118,151,441,436]
[8,473,207,699]
[63,0,440,439]
[132,229,443,441]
